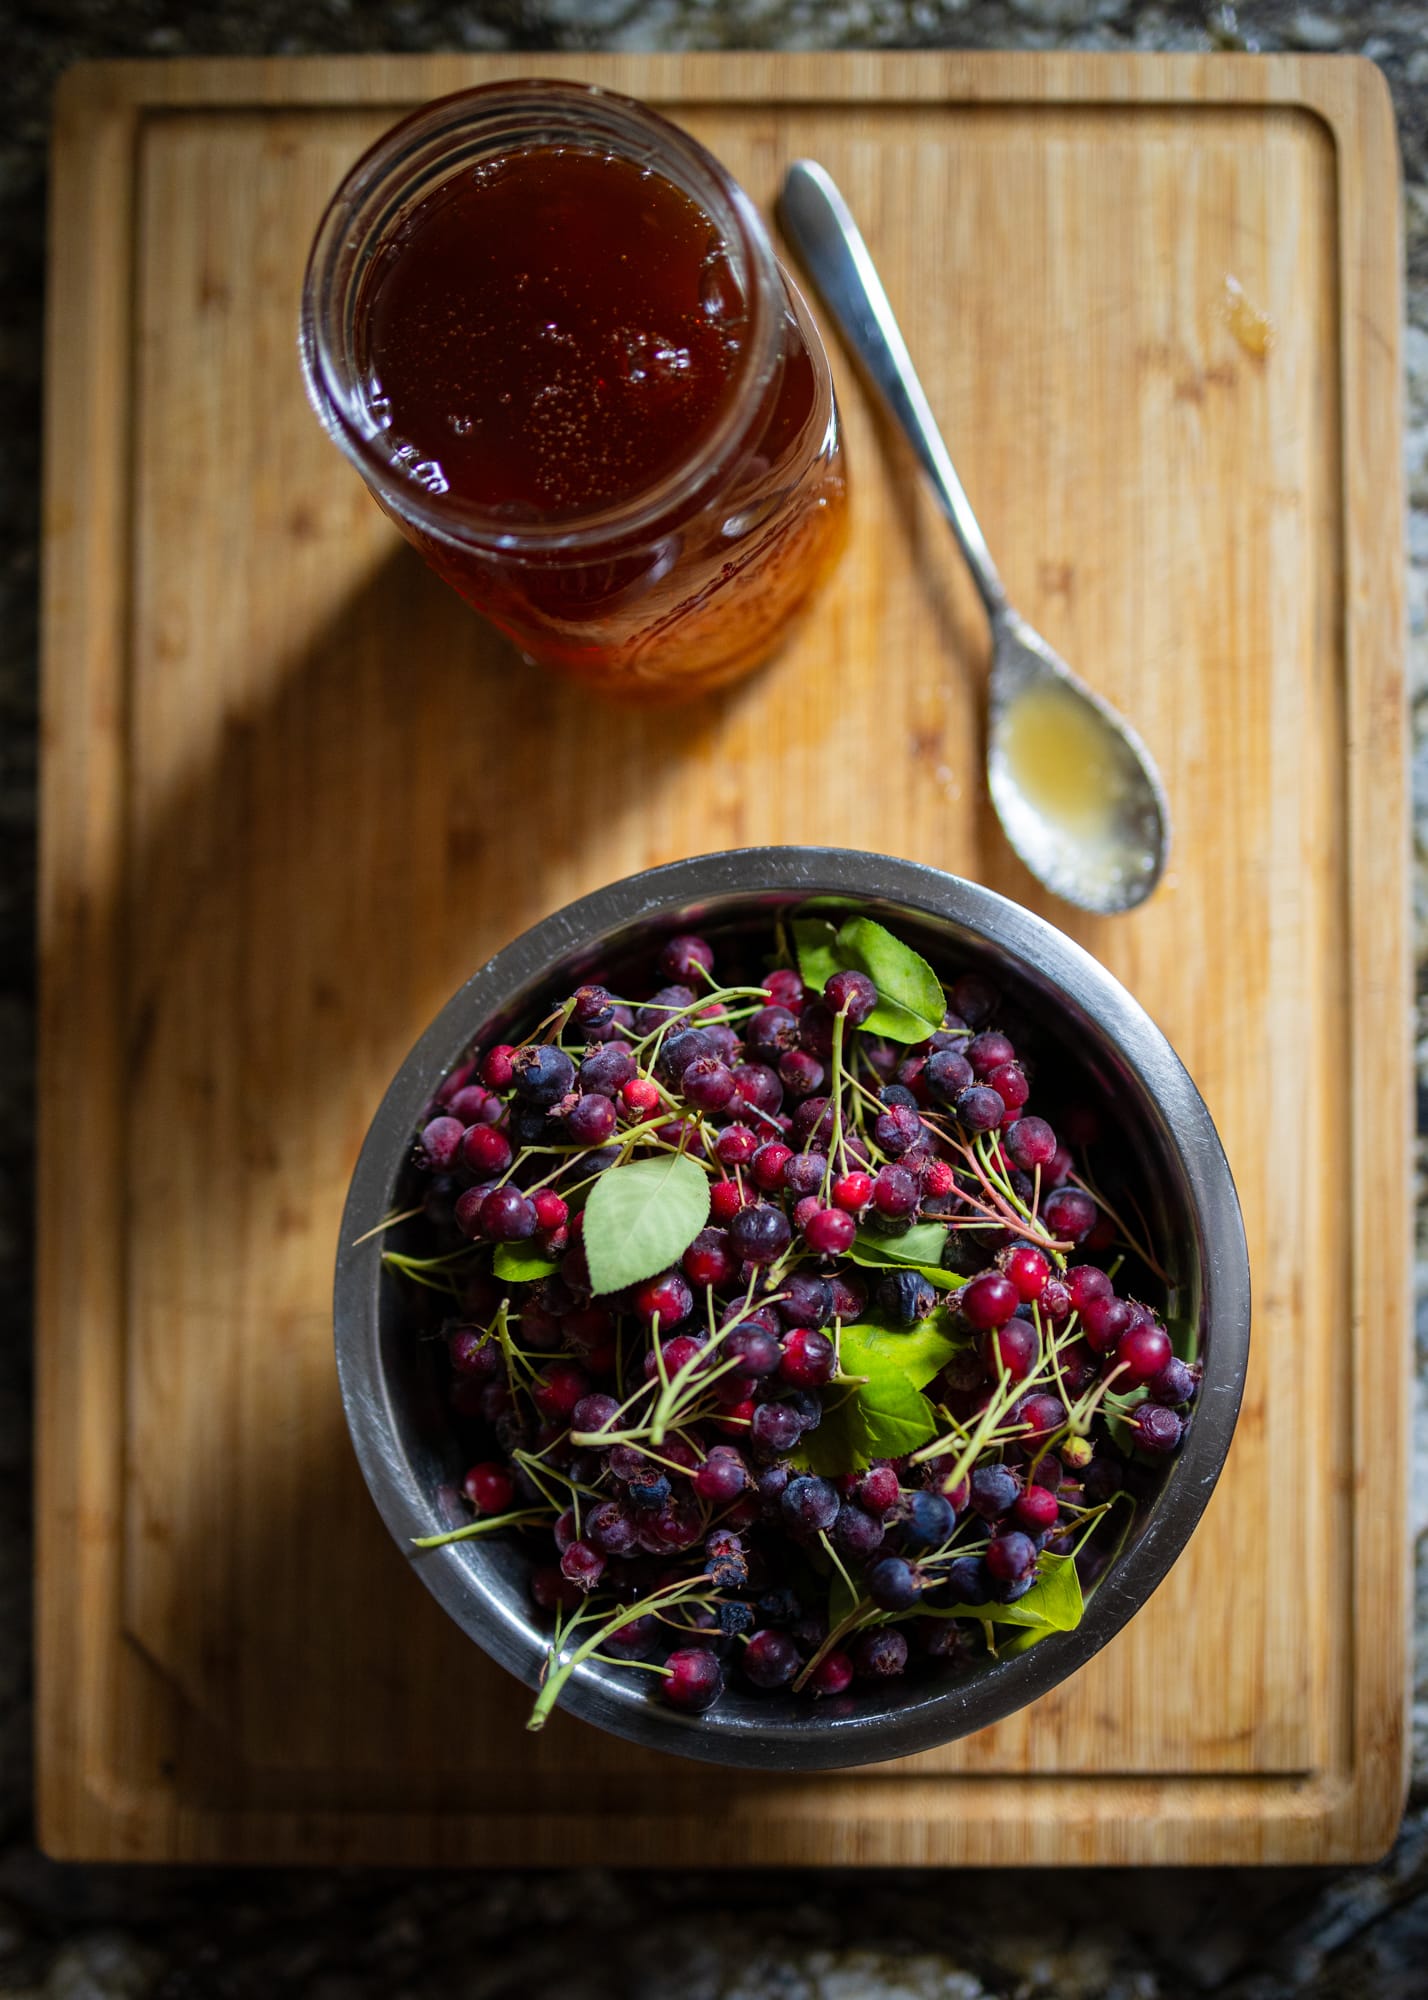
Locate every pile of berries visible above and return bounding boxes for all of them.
[391,920,1197,1730]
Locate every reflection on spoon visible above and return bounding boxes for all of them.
[991,672,1163,911]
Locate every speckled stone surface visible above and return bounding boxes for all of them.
[2,2,1426,1993]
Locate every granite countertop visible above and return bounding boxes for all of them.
[2,2,1426,1994]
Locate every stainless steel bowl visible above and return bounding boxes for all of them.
[334,848,1249,1770]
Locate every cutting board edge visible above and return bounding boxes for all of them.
[35,50,1410,1867]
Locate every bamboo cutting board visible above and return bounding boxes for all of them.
[38,52,1408,1865]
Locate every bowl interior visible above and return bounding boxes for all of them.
[337,854,1247,1769]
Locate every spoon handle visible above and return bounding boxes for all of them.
[779,158,1007,622]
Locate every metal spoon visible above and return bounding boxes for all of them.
[779,159,1170,916]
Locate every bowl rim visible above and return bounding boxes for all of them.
[334,846,1250,1771]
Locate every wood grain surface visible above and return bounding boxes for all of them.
[37,51,1409,1864]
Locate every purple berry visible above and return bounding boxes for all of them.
[729,1201,792,1266]
[743,1629,801,1689]
[825,968,878,1023]
[480,1186,538,1241]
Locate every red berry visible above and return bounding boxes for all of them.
[621,1076,660,1115]
[1000,1244,1050,1301]
[1014,1484,1060,1533]
[709,1178,745,1223]
[1039,1277,1073,1321]
[968,1031,1016,1076]
[792,1194,820,1232]
[856,1464,901,1515]
[459,1123,512,1176]
[980,1318,1038,1381]
[1004,1116,1058,1170]
[530,1565,582,1611]
[986,1530,1037,1583]
[960,1271,1019,1329]
[832,1171,873,1212]
[1114,1322,1173,1388]
[462,1461,515,1514]
[565,1093,617,1144]
[532,1189,568,1232]
[762,968,805,1008]
[448,1327,498,1377]
[533,1360,590,1421]
[714,1397,755,1435]
[984,1062,1028,1112]
[1044,1188,1097,1241]
[715,1123,759,1167]
[683,1226,738,1288]
[1066,1264,1112,1310]
[804,1206,856,1255]
[1012,1391,1067,1443]
[825,968,878,1024]
[779,1326,836,1388]
[481,1044,517,1090]
[919,1157,956,1198]
[661,1647,723,1712]
[1081,1293,1132,1354]
[751,1141,793,1191]
[633,1270,694,1330]
[809,1650,855,1697]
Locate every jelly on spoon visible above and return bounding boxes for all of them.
[778,158,1170,915]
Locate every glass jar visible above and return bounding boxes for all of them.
[300,81,848,701]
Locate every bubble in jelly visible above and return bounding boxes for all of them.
[699,250,744,325]
[619,333,693,387]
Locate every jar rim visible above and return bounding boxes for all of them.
[299,80,787,556]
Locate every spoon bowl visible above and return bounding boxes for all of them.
[778,158,1171,915]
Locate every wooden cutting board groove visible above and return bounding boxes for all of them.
[37,51,1409,1864]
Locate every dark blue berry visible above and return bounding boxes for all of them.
[851,1628,909,1680]
[869,1555,922,1610]
[873,1269,937,1326]
[756,1584,802,1626]
[511,1044,575,1105]
[944,1554,991,1605]
[901,1489,955,1550]
[780,1475,839,1540]
[969,1464,1020,1520]
[659,1026,713,1079]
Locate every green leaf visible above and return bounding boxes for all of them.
[841,1321,961,1392]
[792,912,945,1044]
[848,1224,964,1289]
[798,1367,937,1475]
[1104,1384,1150,1456]
[833,917,945,1042]
[792,918,842,994]
[922,1552,1084,1636]
[581,1154,711,1296]
[492,1242,561,1283]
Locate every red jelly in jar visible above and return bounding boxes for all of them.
[302,83,847,699]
